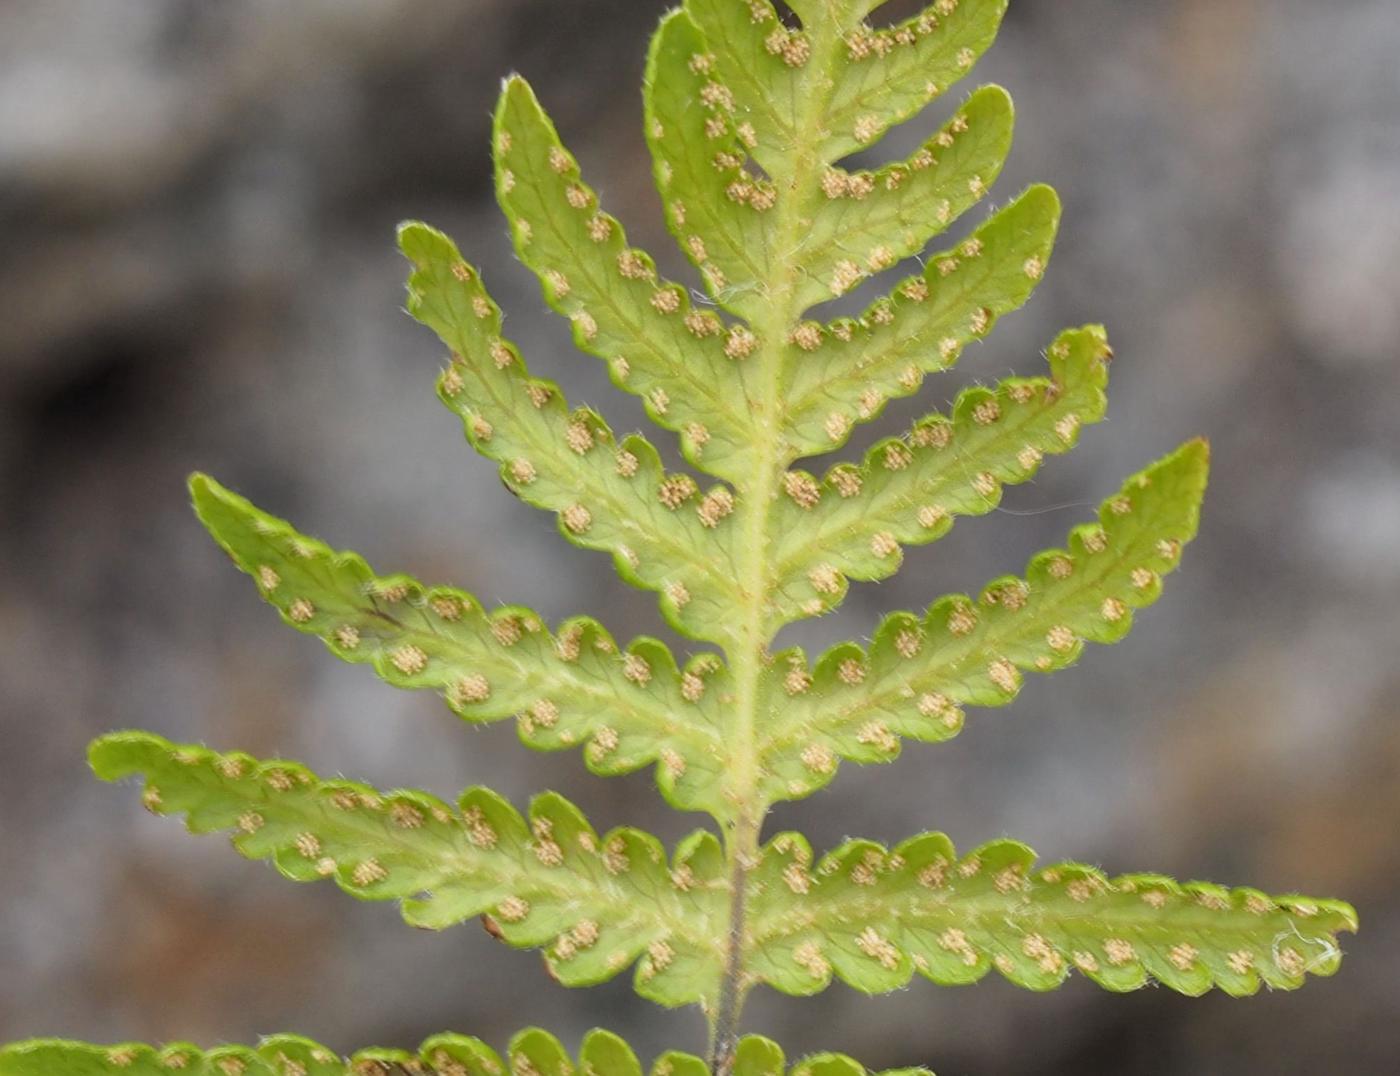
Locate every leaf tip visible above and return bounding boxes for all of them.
[1129,438,1211,539]
[1169,437,1212,485]
[396,219,456,267]
[187,471,232,518]
[186,472,261,556]
[1021,182,1063,224]
[88,730,163,782]
[654,5,687,32]
[395,218,430,248]
[498,72,538,115]
[970,81,1014,116]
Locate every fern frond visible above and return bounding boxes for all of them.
[191,475,731,815]
[0,1030,930,1076]
[399,222,746,648]
[493,76,756,483]
[667,0,1049,459]
[792,84,1015,314]
[748,831,1357,998]
[646,10,1013,331]
[92,732,726,1005]
[683,0,1006,173]
[21,1,1353,1066]
[781,186,1060,457]
[799,0,1008,164]
[645,10,776,323]
[768,325,1109,628]
[760,440,1207,801]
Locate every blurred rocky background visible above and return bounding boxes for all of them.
[2,0,1397,1072]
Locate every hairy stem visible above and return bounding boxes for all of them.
[708,12,842,1072]
[708,810,757,1071]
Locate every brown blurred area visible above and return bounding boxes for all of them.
[1,0,1397,1071]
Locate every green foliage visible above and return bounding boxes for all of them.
[399,222,746,647]
[748,831,1356,998]
[761,439,1203,800]
[765,324,1108,634]
[8,1,1355,1073]
[191,473,732,814]
[90,731,726,1006]
[491,77,757,484]
[0,1030,928,1076]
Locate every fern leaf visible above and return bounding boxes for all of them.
[673,2,1042,450]
[748,831,1357,998]
[791,84,1015,314]
[191,474,731,815]
[676,0,813,182]
[760,440,1208,801]
[819,0,1009,163]
[645,10,775,323]
[91,732,726,1006]
[493,76,755,482]
[399,222,746,648]
[769,325,1110,628]
[0,1030,930,1076]
[17,0,1352,1062]
[682,0,1006,174]
[781,186,1060,457]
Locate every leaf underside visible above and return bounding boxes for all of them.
[399,221,747,650]
[748,830,1356,999]
[399,0,1065,653]
[190,473,732,817]
[90,732,726,1007]
[0,1030,930,1076]
[188,429,1213,821]
[765,324,1110,633]
[61,0,1356,1046]
[759,439,1210,802]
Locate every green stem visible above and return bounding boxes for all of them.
[707,11,844,1072]
[708,810,758,1071]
